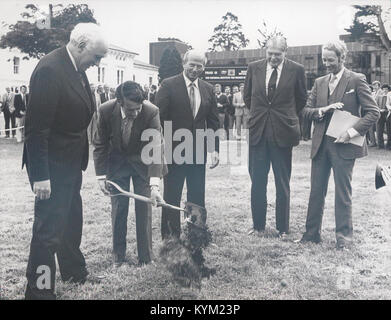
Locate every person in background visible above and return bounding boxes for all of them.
[2,87,16,138]
[149,84,157,104]
[376,83,390,149]
[233,83,246,140]
[224,86,235,140]
[13,85,29,143]
[215,83,229,139]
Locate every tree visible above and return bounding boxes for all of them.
[0,4,97,59]
[257,20,285,48]
[158,46,183,82]
[208,12,249,52]
[345,5,390,51]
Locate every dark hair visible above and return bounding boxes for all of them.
[381,84,390,90]
[151,85,157,90]
[115,81,144,103]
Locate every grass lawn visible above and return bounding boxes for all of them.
[0,135,390,300]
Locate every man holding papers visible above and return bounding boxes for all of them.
[300,41,379,250]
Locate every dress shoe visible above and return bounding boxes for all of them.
[336,238,350,251]
[299,233,322,244]
[247,228,262,235]
[279,232,288,240]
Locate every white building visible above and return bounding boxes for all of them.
[0,44,158,94]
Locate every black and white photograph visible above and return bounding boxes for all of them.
[0,0,390,303]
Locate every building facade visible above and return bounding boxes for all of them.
[0,44,158,94]
[203,36,391,90]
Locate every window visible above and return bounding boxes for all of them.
[149,77,153,86]
[102,67,105,83]
[376,55,381,68]
[98,67,105,83]
[98,67,101,82]
[13,57,20,74]
[133,74,136,81]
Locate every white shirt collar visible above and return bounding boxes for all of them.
[120,103,141,119]
[267,59,284,72]
[66,45,78,72]
[330,66,345,82]
[183,72,199,88]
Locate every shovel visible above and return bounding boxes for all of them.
[106,180,207,227]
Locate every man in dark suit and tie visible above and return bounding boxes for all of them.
[155,50,220,239]
[244,36,307,237]
[13,85,29,143]
[300,41,379,249]
[22,23,108,299]
[100,84,111,103]
[93,81,166,266]
[1,87,15,138]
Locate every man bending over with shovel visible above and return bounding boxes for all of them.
[93,81,167,267]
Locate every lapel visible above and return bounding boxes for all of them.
[319,75,329,107]
[58,47,93,114]
[333,69,351,103]
[256,60,267,98]
[272,59,293,102]
[111,102,123,151]
[196,79,207,120]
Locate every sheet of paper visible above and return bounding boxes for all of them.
[326,110,365,147]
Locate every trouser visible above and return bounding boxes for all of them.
[161,163,206,239]
[109,163,152,264]
[304,136,355,242]
[225,113,235,139]
[3,109,16,137]
[25,171,87,300]
[15,116,25,142]
[248,138,292,233]
[218,113,226,139]
[376,112,391,148]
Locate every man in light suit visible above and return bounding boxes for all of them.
[244,36,307,237]
[300,41,379,249]
[23,23,108,299]
[93,81,166,266]
[155,50,220,240]
[2,87,15,138]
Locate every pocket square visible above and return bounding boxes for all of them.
[345,89,355,94]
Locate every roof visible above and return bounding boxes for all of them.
[134,59,159,70]
[109,44,138,56]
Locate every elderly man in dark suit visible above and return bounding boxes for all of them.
[93,81,166,266]
[155,50,220,239]
[300,41,379,249]
[244,36,307,237]
[22,23,108,300]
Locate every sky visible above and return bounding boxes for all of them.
[0,0,390,63]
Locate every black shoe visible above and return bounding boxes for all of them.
[336,238,350,251]
[299,234,322,244]
[279,231,288,240]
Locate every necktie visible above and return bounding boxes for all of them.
[121,116,134,149]
[268,67,278,101]
[78,72,86,89]
[329,74,338,95]
[189,82,196,118]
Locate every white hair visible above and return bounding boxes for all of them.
[69,23,107,48]
[322,41,348,61]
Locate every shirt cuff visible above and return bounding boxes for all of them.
[150,177,160,187]
[96,175,106,180]
[347,128,360,139]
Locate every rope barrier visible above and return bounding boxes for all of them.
[0,126,25,133]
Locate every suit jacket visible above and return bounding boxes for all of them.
[302,68,380,159]
[100,92,110,104]
[244,58,307,147]
[2,92,15,113]
[13,93,29,118]
[22,46,95,183]
[93,100,167,181]
[155,73,220,164]
[216,93,230,114]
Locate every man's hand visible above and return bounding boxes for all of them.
[150,185,164,206]
[98,179,110,195]
[33,180,51,200]
[334,131,350,144]
[319,102,344,117]
[20,111,25,116]
[210,151,219,169]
